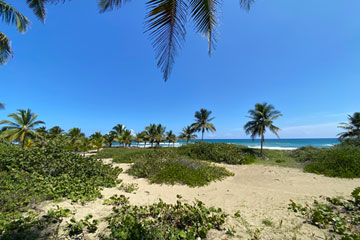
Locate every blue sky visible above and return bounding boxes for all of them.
[1,0,359,138]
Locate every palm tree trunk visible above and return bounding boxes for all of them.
[202,129,204,141]
[260,134,264,157]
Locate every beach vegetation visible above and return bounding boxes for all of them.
[0,109,45,147]
[66,127,85,151]
[0,139,121,235]
[303,144,360,178]
[191,108,216,141]
[90,131,105,152]
[127,149,233,187]
[289,186,360,239]
[104,131,117,147]
[178,142,256,165]
[244,103,282,157]
[103,194,227,239]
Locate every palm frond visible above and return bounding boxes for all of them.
[0,1,30,32]
[99,0,130,13]
[145,0,187,81]
[239,0,254,10]
[0,31,13,65]
[26,0,47,22]
[189,0,218,54]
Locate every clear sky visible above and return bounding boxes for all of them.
[1,0,359,138]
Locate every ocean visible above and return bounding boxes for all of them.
[114,138,339,150]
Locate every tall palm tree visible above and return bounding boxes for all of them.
[0,109,45,146]
[178,125,197,143]
[116,129,134,148]
[140,130,149,148]
[66,128,85,152]
[338,112,360,140]
[154,124,166,147]
[191,108,216,141]
[135,132,144,147]
[244,103,282,157]
[99,0,255,81]
[166,130,177,147]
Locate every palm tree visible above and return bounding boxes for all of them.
[140,131,149,148]
[338,112,360,140]
[191,108,216,141]
[135,132,144,147]
[166,130,177,147]
[178,125,197,143]
[244,103,282,157]
[66,128,85,152]
[0,109,45,146]
[145,124,157,147]
[48,126,64,138]
[90,132,105,152]
[154,124,166,147]
[104,131,116,147]
[36,126,48,137]
[99,0,255,81]
[79,137,91,156]
[123,130,135,148]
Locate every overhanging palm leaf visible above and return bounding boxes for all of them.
[189,0,218,54]
[145,0,187,81]
[0,32,12,64]
[99,0,130,13]
[0,0,30,32]
[239,0,254,10]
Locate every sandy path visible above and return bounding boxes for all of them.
[41,160,360,239]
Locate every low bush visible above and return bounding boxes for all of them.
[128,156,233,187]
[96,147,154,163]
[304,145,360,178]
[289,146,323,163]
[0,140,121,234]
[103,195,227,239]
[289,187,360,239]
[178,142,255,165]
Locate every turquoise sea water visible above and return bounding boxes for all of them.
[114,138,339,149]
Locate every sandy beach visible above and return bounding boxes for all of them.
[39,158,360,239]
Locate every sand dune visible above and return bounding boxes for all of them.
[41,159,360,239]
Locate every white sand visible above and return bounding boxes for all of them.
[40,159,360,239]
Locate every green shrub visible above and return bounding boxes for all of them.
[0,140,121,233]
[289,146,323,163]
[289,186,360,239]
[178,142,255,165]
[104,195,227,240]
[304,145,360,178]
[128,156,233,187]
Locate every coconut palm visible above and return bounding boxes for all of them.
[48,126,64,138]
[66,128,85,152]
[244,103,282,157]
[178,125,197,143]
[0,109,45,146]
[140,131,149,148]
[145,124,157,147]
[154,124,166,147]
[104,131,116,147]
[99,0,255,81]
[166,130,177,147]
[191,108,216,141]
[338,112,360,140]
[36,126,48,137]
[116,129,134,148]
[135,132,144,147]
[90,132,105,152]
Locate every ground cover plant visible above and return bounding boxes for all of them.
[103,194,228,239]
[289,187,360,239]
[0,140,121,236]
[177,142,256,164]
[127,153,233,187]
